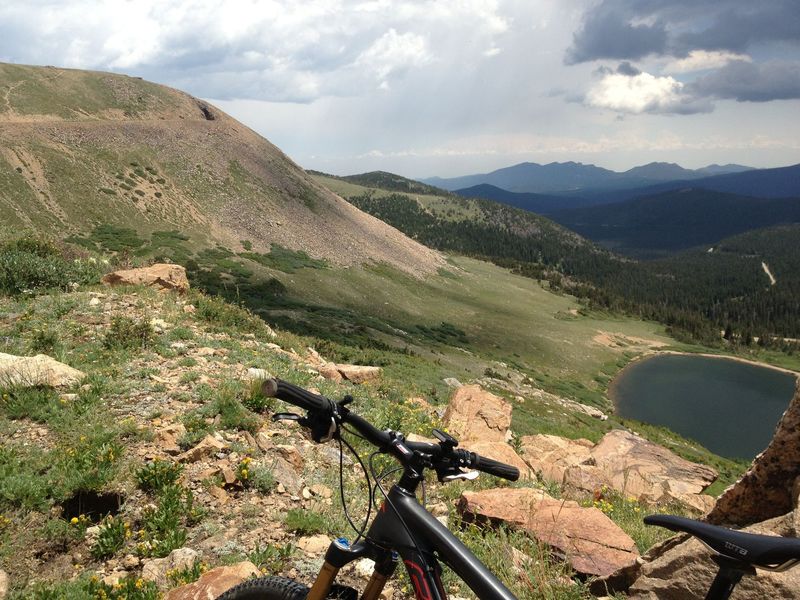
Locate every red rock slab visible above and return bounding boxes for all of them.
[459,487,639,577]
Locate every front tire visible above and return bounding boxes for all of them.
[217,576,357,600]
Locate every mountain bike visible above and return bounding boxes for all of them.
[218,378,800,600]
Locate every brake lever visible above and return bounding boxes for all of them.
[272,412,303,422]
[442,469,480,482]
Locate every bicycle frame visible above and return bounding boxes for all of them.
[305,482,517,600]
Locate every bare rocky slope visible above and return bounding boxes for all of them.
[0,63,442,275]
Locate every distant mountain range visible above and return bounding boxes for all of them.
[315,169,800,340]
[549,189,800,259]
[421,161,756,195]
[453,184,599,214]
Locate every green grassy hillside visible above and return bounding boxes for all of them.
[0,63,442,276]
[314,171,800,350]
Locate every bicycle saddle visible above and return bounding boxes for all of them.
[645,514,800,571]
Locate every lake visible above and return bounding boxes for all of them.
[610,354,798,459]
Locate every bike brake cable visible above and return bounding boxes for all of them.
[369,451,427,561]
[337,431,373,543]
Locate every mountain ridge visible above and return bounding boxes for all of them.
[0,62,443,276]
[549,189,800,259]
[421,160,758,194]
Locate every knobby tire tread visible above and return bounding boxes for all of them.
[216,575,309,600]
[217,576,358,600]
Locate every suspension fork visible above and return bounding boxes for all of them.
[306,538,398,600]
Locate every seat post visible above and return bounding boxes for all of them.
[704,556,756,600]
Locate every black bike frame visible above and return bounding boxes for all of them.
[368,484,516,600]
[310,479,516,600]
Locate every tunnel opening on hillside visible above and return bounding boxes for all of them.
[197,102,216,120]
[62,491,125,523]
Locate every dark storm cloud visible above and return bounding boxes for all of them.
[616,61,641,76]
[689,60,800,102]
[567,0,800,63]
[677,4,800,54]
[565,6,667,64]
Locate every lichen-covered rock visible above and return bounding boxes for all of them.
[459,487,639,577]
[443,384,512,444]
[520,434,594,483]
[335,364,382,384]
[102,263,189,293]
[442,384,531,478]
[590,430,717,502]
[522,429,717,510]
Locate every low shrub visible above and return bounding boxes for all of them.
[91,515,129,559]
[0,235,105,296]
[104,316,155,350]
[135,460,183,494]
[284,508,328,535]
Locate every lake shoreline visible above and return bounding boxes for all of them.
[654,350,799,376]
[610,350,799,411]
[609,351,798,459]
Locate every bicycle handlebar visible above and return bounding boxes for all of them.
[262,378,519,482]
[471,453,520,481]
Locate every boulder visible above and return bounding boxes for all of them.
[590,430,718,503]
[443,384,530,478]
[102,264,189,293]
[336,364,382,384]
[708,379,800,527]
[524,429,717,510]
[0,353,85,388]
[520,434,594,484]
[459,487,639,577]
[164,561,260,600]
[467,440,533,480]
[317,363,344,383]
[443,384,512,444]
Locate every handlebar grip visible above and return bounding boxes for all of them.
[261,378,330,412]
[472,453,520,482]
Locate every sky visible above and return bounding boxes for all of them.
[1,0,799,178]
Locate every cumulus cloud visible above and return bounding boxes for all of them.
[0,0,506,102]
[585,70,710,114]
[585,58,800,115]
[355,28,430,83]
[569,1,800,114]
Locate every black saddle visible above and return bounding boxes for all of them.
[645,514,800,570]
